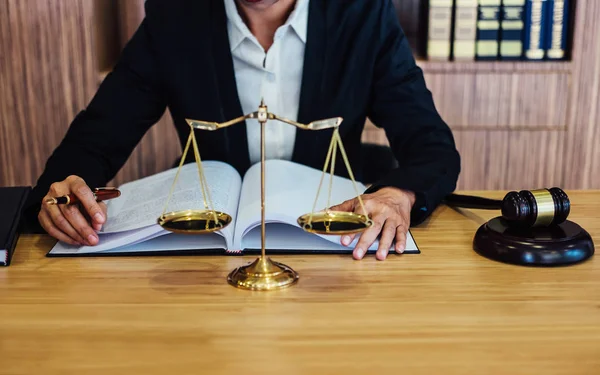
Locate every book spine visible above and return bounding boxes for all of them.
[476,0,501,60]
[545,0,569,60]
[225,249,243,255]
[523,0,548,60]
[500,0,525,60]
[453,0,479,60]
[428,0,454,60]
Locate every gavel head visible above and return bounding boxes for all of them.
[501,188,570,228]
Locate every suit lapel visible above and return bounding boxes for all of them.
[292,0,328,167]
[208,0,251,173]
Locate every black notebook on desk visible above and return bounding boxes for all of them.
[47,160,420,257]
[0,186,31,266]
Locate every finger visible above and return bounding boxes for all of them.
[341,199,371,246]
[341,233,356,246]
[58,203,99,246]
[353,214,384,260]
[395,210,411,253]
[45,202,86,244]
[329,198,356,213]
[38,210,81,246]
[395,225,408,254]
[68,176,105,226]
[376,220,397,261]
[92,202,108,231]
[333,198,358,246]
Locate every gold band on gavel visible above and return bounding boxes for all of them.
[531,189,555,227]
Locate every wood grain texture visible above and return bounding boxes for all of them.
[117,0,145,46]
[93,0,119,73]
[452,131,565,190]
[1,190,599,375]
[424,72,570,130]
[417,60,573,73]
[393,0,426,53]
[563,0,600,188]
[362,127,566,190]
[0,0,97,187]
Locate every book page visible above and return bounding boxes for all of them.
[241,223,418,253]
[99,161,242,248]
[234,160,366,233]
[233,160,418,252]
[50,231,227,255]
[49,225,167,254]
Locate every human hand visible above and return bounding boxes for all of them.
[329,187,416,260]
[38,176,107,246]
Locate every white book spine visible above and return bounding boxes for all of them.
[428,0,454,60]
[454,0,479,60]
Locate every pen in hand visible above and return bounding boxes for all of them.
[44,187,121,205]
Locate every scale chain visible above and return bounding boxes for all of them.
[308,130,337,226]
[161,132,193,216]
[334,130,370,221]
[327,131,338,211]
[190,130,220,226]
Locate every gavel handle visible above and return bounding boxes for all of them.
[444,193,503,210]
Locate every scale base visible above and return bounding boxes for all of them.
[474,217,595,266]
[227,257,299,291]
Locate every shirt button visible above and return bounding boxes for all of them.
[267,73,276,82]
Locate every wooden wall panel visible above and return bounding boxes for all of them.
[362,125,566,190]
[117,0,145,46]
[453,130,565,190]
[424,72,570,130]
[418,60,572,73]
[563,0,600,189]
[93,0,119,73]
[392,0,425,53]
[361,120,388,146]
[0,0,97,187]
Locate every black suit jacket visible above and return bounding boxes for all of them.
[25,0,460,228]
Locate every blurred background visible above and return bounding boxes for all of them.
[1,0,598,190]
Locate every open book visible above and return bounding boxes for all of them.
[48,160,419,257]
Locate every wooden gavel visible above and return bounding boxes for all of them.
[445,187,570,228]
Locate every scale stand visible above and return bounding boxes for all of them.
[157,100,372,291]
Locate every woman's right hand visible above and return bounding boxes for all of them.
[38,175,107,246]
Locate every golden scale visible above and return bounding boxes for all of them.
[157,100,372,291]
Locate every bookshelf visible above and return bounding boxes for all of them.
[395,0,576,63]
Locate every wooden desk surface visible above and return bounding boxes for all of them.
[1,191,599,375]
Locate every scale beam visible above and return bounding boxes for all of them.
[186,114,342,131]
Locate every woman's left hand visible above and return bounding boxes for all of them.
[329,187,416,260]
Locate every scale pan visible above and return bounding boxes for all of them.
[297,211,372,235]
[158,210,232,234]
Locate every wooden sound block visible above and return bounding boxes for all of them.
[474,217,595,266]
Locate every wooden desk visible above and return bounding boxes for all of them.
[1,191,599,375]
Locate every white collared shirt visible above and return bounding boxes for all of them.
[224,0,308,165]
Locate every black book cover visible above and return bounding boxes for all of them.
[0,186,31,266]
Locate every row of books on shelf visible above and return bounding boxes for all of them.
[427,0,571,61]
